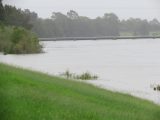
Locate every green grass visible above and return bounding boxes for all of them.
[0,63,160,120]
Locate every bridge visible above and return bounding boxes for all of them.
[39,36,160,41]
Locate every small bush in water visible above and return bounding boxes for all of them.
[75,72,98,80]
[153,85,160,91]
[61,70,98,80]
[157,85,160,91]
[61,70,73,79]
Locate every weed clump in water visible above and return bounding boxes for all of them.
[153,85,160,91]
[60,70,98,80]
[75,72,98,80]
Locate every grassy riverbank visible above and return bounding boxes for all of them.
[0,63,160,120]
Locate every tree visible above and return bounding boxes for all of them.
[138,20,149,36]
[0,0,5,22]
[120,18,150,36]
[4,5,32,29]
[150,19,160,32]
[51,12,69,37]
[67,10,79,20]
[103,13,120,36]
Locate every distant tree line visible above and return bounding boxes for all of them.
[31,10,160,37]
[1,0,160,38]
[120,18,160,36]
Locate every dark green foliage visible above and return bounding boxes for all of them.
[0,0,5,22]
[1,4,37,30]
[0,24,12,52]
[4,5,33,29]
[0,26,42,54]
[0,3,41,54]
[11,27,26,44]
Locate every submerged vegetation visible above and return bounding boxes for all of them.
[0,63,160,120]
[60,70,98,80]
[154,85,160,91]
[0,25,42,54]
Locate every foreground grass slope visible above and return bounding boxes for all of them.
[0,63,160,120]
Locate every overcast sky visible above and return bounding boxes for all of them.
[3,0,160,20]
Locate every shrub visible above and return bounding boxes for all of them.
[0,26,42,54]
[60,70,98,80]
[61,70,73,79]
[153,85,160,91]
[75,72,98,80]
[157,85,160,91]
[0,24,12,52]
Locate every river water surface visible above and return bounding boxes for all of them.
[0,39,160,104]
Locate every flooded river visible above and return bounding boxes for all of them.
[0,39,160,104]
